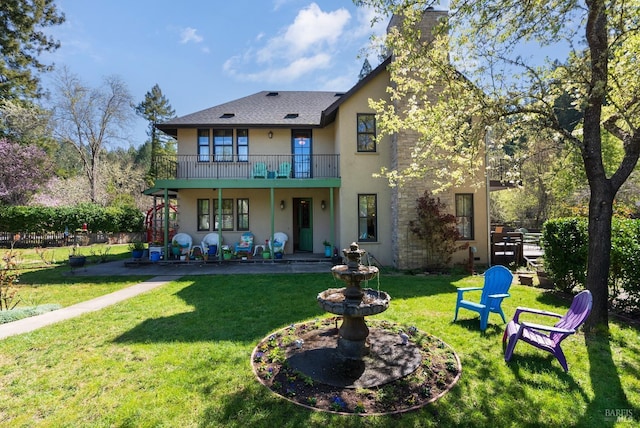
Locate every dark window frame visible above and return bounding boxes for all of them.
[214,198,234,231]
[357,113,376,152]
[197,199,210,231]
[214,129,234,162]
[197,129,210,162]
[236,198,249,231]
[455,193,474,240]
[357,194,377,242]
[236,129,248,162]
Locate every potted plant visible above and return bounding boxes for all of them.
[68,245,86,268]
[323,240,332,257]
[171,241,181,259]
[222,245,233,260]
[129,241,146,259]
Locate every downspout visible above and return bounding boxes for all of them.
[270,187,275,257]
[217,188,223,260]
[164,187,169,260]
[330,187,335,249]
[485,127,492,266]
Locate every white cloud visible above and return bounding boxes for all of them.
[225,3,351,83]
[225,53,332,83]
[272,0,293,11]
[180,27,204,44]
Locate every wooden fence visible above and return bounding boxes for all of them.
[0,231,143,248]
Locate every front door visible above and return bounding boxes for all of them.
[293,198,313,252]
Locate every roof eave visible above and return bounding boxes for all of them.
[320,56,391,127]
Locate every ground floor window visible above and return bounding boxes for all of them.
[214,198,234,231]
[455,193,474,239]
[237,198,249,230]
[358,194,377,242]
[197,199,210,231]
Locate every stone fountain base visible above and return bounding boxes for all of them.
[287,327,422,388]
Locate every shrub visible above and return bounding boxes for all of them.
[541,218,588,293]
[609,218,640,313]
[409,191,467,269]
[0,304,62,324]
[0,203,144,233]
[542,217,640,314]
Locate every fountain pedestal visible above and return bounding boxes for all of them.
[338,316,370,359]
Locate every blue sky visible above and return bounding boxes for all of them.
[42,0,389,147]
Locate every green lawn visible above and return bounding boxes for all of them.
[5,244,150,309]
[0,271,638,427]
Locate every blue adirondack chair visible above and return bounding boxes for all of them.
[503,290,592,372]
[252,162,267,178]
[276,161,291,178]
[454,265,513,331]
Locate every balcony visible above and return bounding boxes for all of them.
[152,154,341,181]
[488,158,521,190]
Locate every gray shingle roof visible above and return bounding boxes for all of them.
[157,91,344,134]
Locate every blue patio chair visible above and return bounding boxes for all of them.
[454,265,513,331]
[253,162,268,178]
[234,232,254,256]
[276,162,291,178]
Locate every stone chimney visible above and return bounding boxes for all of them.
[386,7,448,44]
[387,7,450,270]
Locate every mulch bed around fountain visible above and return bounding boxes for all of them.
[251,317,461,416]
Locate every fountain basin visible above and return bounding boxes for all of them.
[331,264,379,283]
[317,288,390,317]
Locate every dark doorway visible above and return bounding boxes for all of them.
[293,198,313,252]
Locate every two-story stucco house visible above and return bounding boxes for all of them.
[144,9,490,269]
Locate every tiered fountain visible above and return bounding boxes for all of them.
[287,242,423,388]
[318,242,389,359]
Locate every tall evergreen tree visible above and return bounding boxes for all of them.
[0,0,65,100]
[135,84,176,182]
[358,58,373,80]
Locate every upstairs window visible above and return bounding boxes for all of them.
[237,129,248,162]
[214,129,233,161]
[455,194,474,240]
[358,194,377,241]
[357,113,376,152]
[198,129,210,162]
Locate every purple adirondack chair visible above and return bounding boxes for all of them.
[502,290,592,372]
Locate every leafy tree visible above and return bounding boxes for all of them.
[0,0,65,100]
[0,139,53,205]
[356,0,640,332]
[101,147,148,211]
[51,67,134,203]
[0,99,55,150]
[134,84,176,183]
